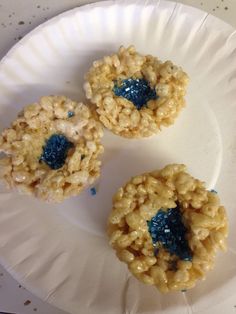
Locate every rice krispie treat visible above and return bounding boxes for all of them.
[108,164,228,292]
[84,46,189,138]
[0,96,104,202]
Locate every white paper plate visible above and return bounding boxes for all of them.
[0,1,236,313]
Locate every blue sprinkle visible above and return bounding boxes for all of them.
[68,111,75,118]
[90,187,97,196]
[147,206,192,261]
[113,78,158,110]
[210,189,217,194]
[40,134,73,170]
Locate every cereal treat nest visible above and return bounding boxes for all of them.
[0,96,104,202]
[84,46,189,138]
[108,164,228,292]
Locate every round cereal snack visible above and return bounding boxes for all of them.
[108,164,228,292]
[0,96,104,202]
[84,46,189,138]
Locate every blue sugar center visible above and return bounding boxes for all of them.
[40,134,73,170]
[147,206,192,261]
[113,78,157,110]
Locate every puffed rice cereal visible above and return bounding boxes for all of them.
[108,164,228,292]
[0,96,104,202]
[84,46,189,138]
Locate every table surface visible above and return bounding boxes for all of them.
[0,0,235,314]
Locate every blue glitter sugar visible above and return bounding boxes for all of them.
[210,189,217,194]
[40,134,73,170]
[147,206,192,261]
[90,187,97,196]
[68,111,75,118]
[113,78,158,110]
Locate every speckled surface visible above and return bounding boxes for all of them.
[0,0,235,59]
[0,0,236,314]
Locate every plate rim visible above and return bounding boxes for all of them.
[0,0,235,67]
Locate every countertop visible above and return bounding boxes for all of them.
[0,0,235,313]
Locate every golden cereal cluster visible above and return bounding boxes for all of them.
[0,96,104,202]
[84,46,189,138]
[108,164,228,292]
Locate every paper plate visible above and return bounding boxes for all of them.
[0,0,236,313]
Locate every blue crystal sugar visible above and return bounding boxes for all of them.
[147,206,192,261]
[210,189,217,194]
[40,134,73,170]
[113,78,157,110]
[90,187,97,196]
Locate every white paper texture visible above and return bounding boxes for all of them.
[0,1,236,313]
